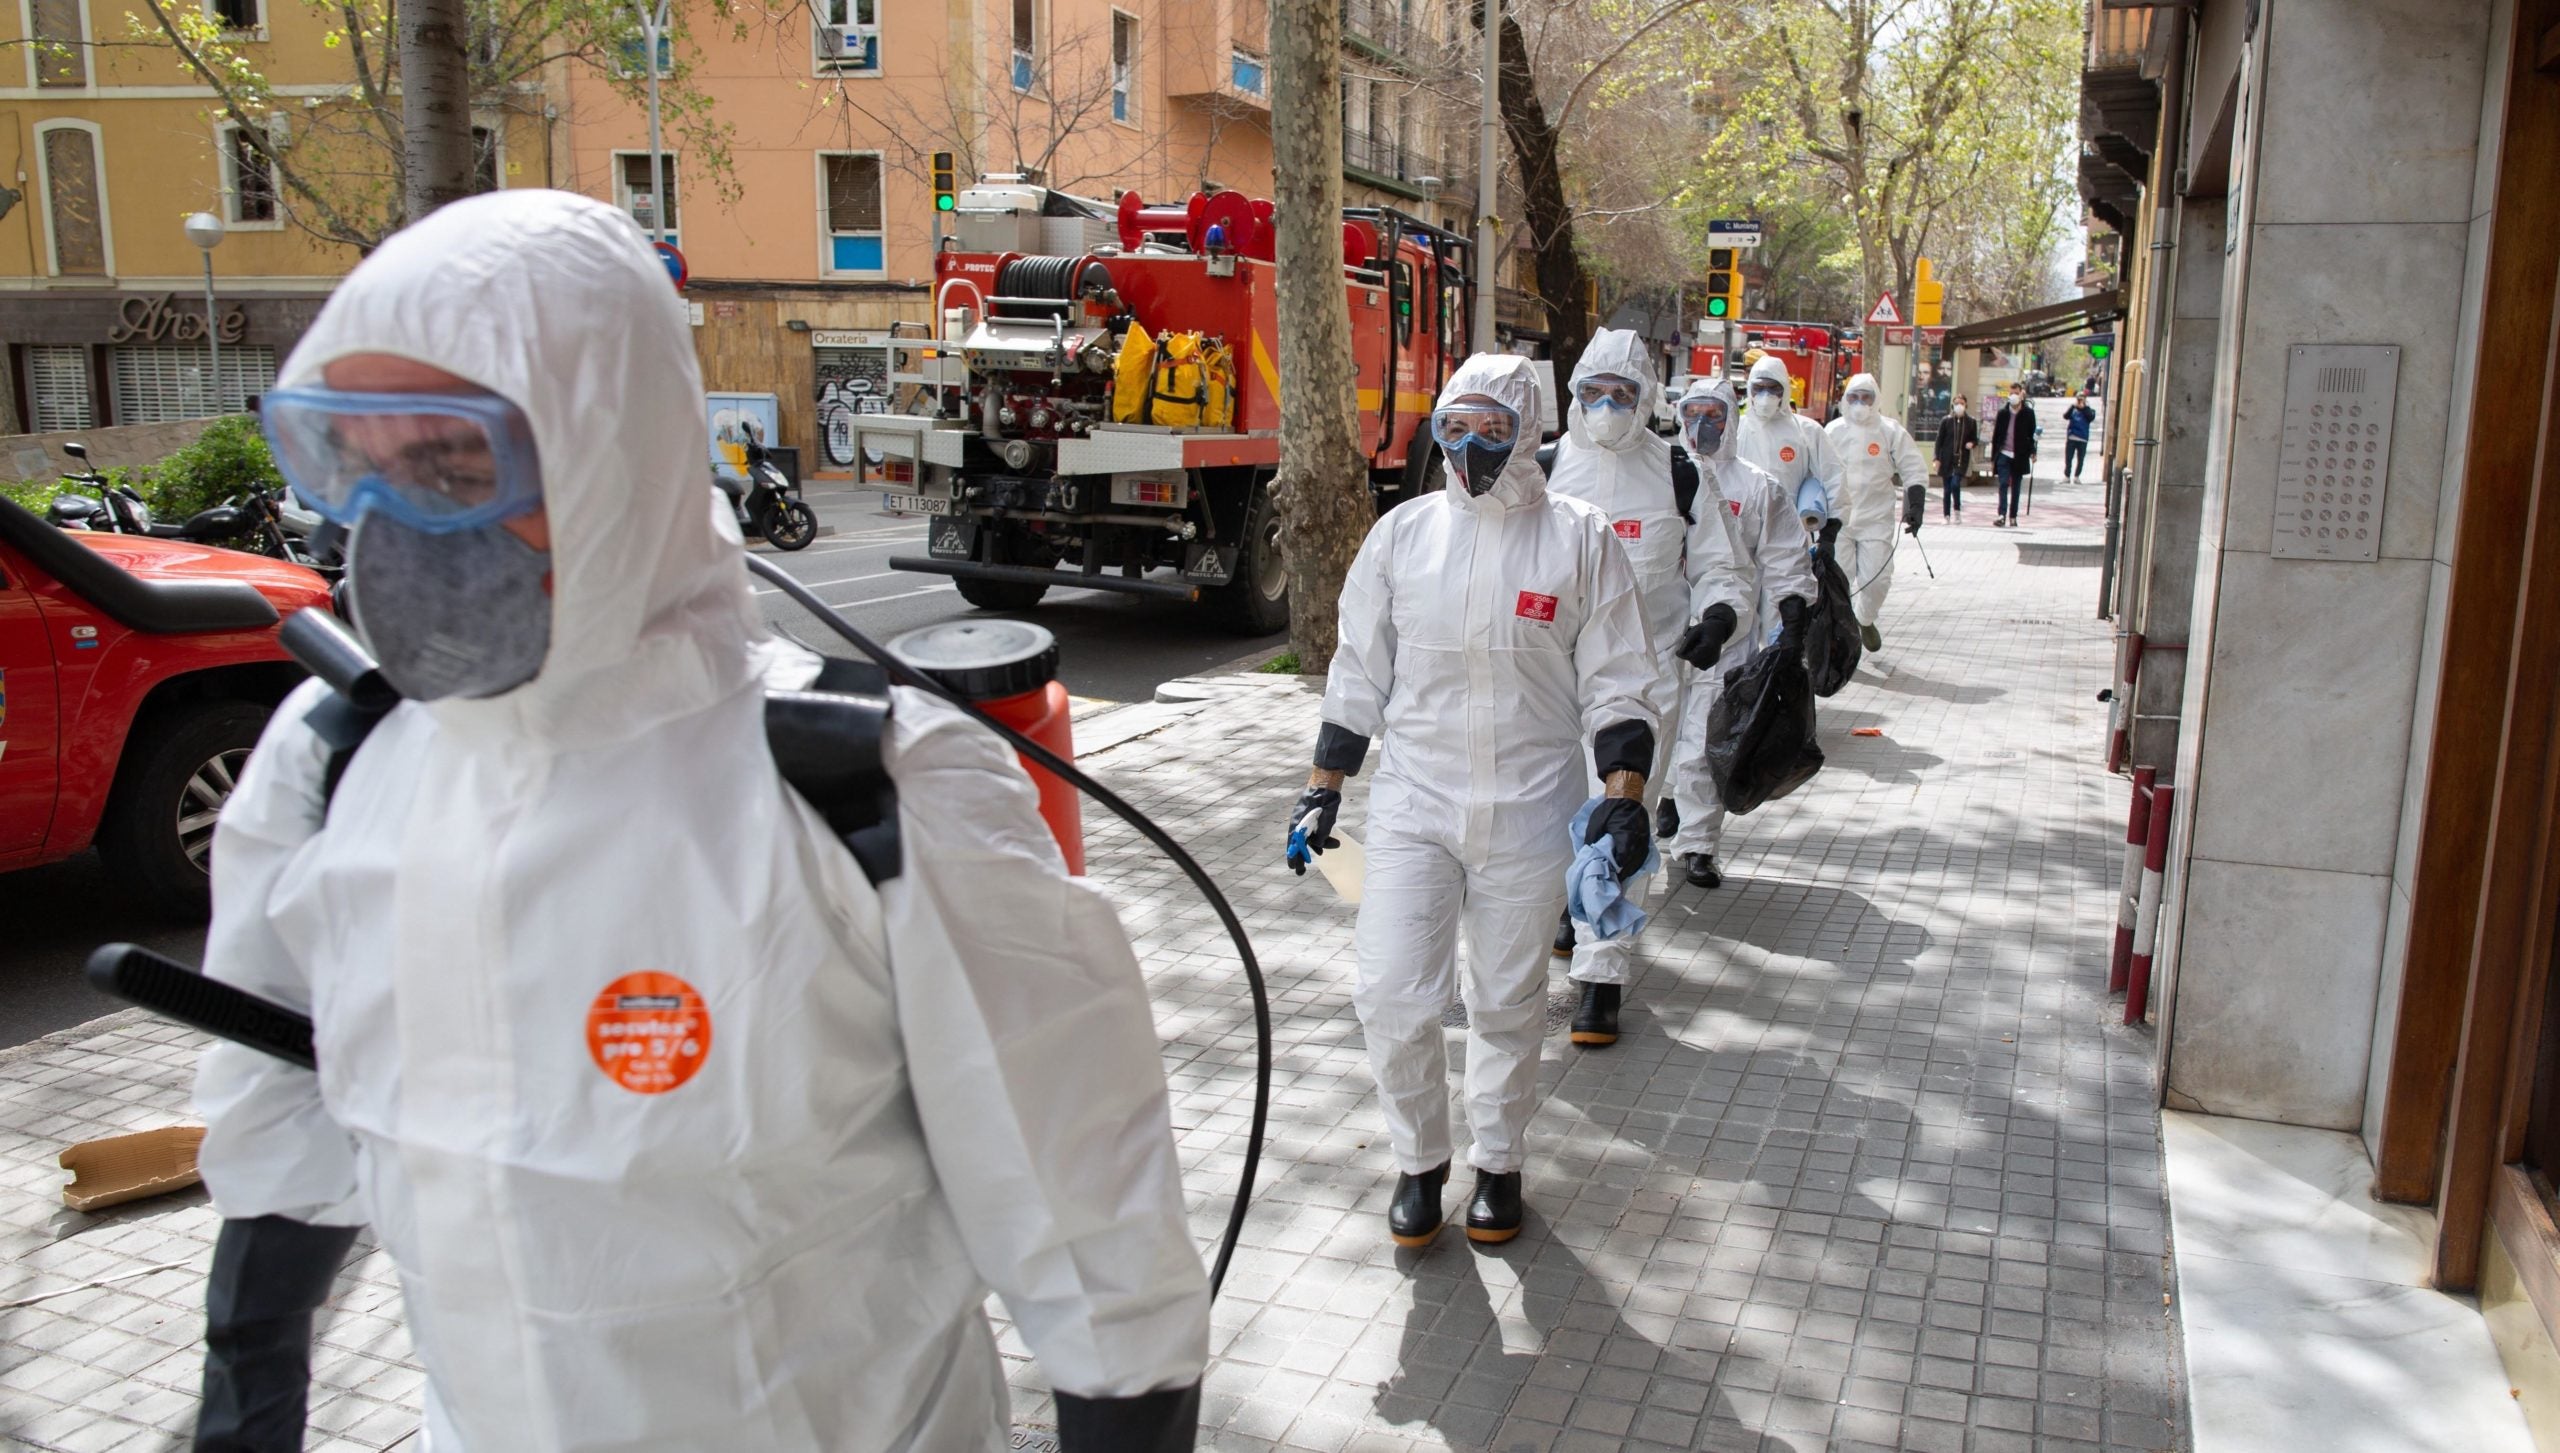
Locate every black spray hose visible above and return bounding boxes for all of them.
[743,552,1272,1299]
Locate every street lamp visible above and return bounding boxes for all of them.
[183,211,226,415]
[633,0,670,246]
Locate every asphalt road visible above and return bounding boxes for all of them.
[0,480,1285,1049]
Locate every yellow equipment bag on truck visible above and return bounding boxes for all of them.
[1111,324,1235,430]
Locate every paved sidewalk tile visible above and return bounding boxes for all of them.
[0,483,2179,1452]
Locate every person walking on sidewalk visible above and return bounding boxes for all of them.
[1935,396,1978,520]
[190,191,1209,1453]
[1287,354,1659,1249]
[2064,391,2097,480]
[1664,375,1818,892]
[1543,329,1753,1046]
[1824,372,1930,653]
[1991,385,2039,526]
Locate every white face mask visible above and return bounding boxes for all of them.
[1582,407,1636,448]
[1952,402,1969,416]
[1843,399,1875,425]
[1748,390,1787,422]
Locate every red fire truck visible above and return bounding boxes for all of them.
[865,178,1474,633]
[1686,320,1853,417]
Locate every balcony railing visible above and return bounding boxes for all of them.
[2086,3,2151,71]
[1344,127,1436,185]
[1343,0,1420,59]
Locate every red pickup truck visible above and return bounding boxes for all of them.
[0,496,330,915]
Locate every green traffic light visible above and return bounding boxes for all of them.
[1705,297,1730,318]
[2089,343,2111,359]
[935,194,955,212]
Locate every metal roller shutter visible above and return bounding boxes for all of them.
[26,345,94,431]
[107,345,278,423]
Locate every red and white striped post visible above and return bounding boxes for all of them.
[2125,782,2174,1025]
[2111,767,2156,993]
[2106,633,2144,774]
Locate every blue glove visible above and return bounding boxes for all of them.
[1566,796,1657,940]
[1285,785,1342,875]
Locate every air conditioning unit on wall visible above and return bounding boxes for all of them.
[818,24,876,68]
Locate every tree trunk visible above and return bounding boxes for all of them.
[1267,0,1370,676]
[401,0,474,222]
[1490,8,1589,391]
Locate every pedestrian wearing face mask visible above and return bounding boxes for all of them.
[193,191,1209,1453]
[1662,376,1816,892]
[1542,330,1753,1042]
[1935,396,1979,519]
[1288,354,1659,1247]
[2064,392,2097,480]
[1990,386,2038,526]
[1823,372,1930,653]
[1734,353,1844,531]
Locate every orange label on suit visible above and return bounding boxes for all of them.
[1779,446,1797,463]
[1868,442,1882,456]
[1612,519,1642,540]
[587,972,712,1094]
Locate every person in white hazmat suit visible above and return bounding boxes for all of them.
[1539,330,1752,1046]
[1664,376,1819,890]
[1735,352,1843,528]
[1284,354,1659,1248]
[188,191,1209,1453]
[1824,372,1930,653]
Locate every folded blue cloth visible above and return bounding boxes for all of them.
[1566,797,1655,941]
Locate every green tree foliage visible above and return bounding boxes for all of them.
[1677,0,2081,325]
[126,0,739,254]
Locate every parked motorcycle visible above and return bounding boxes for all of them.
[718,440,817,551]
[47,441,248,545]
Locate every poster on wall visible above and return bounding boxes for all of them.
[707,391,780,483]
[813,332,893,475]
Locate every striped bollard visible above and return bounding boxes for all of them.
[2125,783,2174,1025]
[2111,768,2156,993]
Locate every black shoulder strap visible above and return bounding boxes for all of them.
[1670,449,1700,524]
[303,653,903,885]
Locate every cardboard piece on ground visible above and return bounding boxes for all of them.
[59,1124,206,1212]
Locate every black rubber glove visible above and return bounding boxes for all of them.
[1286,785,1342,874]
[1673,603,1739,668]
[1057,1384,1201,1453]
[1775,595,1809,654]
[1584,796,1652,880]
[197,1216,360,1453]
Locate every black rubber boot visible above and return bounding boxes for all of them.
[1570,983,1620,1046]
[1389,1162,1450,1247]
[1655,797,1680,842]
[1681,852,1723,889]
[1551,911,1575,959]
[1466,1170,1524,1244]
[1861,623,1883,652]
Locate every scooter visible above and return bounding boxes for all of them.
[719,441,817,551]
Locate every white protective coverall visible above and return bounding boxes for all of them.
[192,191,1208,1452]
[1735,352,1843,525]
[1544,330,1750,985]
[1824,371,1930,630]
[1321,354,1658,1175]
[1667,376,1819,862]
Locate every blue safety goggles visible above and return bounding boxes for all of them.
[1573,375,1642,412]
[1429,400,1520,451]
[263,386,543,533]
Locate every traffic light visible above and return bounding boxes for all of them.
[1704,247,1743,320]
[931,152,956,213]
[1913,256,1945,328]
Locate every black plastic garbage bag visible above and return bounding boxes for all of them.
[1704,642,1825,815]
[1804,518,1863,698]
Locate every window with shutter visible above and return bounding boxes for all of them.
[39,126,106,276]
[224,124,277,224]
[108,345,278,423]
[32,0,85,87]
[26,346,95,432]
[821,153,883,275]
[617,153,678,245]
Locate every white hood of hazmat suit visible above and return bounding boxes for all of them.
[1735,352,1842,521]
[1666,373,1819,859]
[1322,351,1661,1172]
[193,190,1207,1451]
[1824,370,1930,629]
